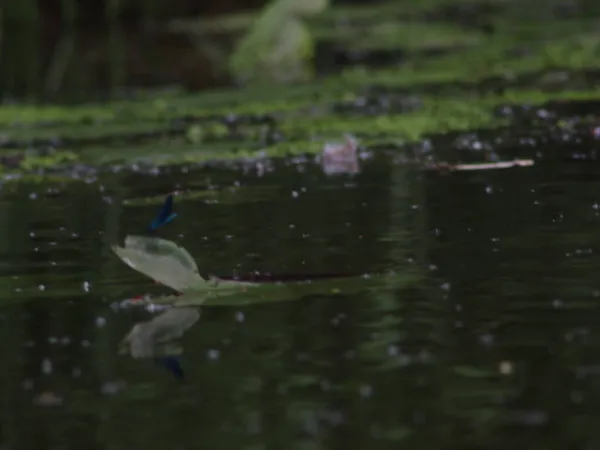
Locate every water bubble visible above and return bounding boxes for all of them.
[399,354,412,366]
[387,344,399,356]
[101,381,125,396]
[418,349,432,363]
[359,384,373,397]
[320,380,332,391]
[41,358,52,374]
[552,298,563,309]
[479,333,495,346]
[570,391,584,404]
[207,349,220,360]
[499,360,513,375]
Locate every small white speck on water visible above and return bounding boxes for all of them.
[479,333,495,346]
[235,311,245,323]
[553,298,563,308]
[570,391,584,404]
[359,384,373,397]
[398,354,412,366]
[29,192,37,200]
[81,340,91,347]
[95,317,106,328]
[38,284,46,291]
[499,360,513,375]
[82,281,91,292]
[48,337,58,344]
[41,358,52,374]
[207,349,220,360]
[291,190,299,198]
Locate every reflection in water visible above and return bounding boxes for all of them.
[119,307,200,379]
[119,307,200,359]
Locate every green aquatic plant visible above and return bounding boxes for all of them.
[229,0,329,84]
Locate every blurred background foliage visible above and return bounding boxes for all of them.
[1,0,597,101]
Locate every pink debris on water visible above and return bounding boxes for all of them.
[322,134,360,175]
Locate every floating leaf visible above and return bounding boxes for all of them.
[112,235,405,306]
[112,235,204,292]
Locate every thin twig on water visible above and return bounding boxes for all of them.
[426,159,535,172]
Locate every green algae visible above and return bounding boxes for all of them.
[18,150,79,171]
[314,21,485,53]
[2,86,600,172]
[2,0,600,175]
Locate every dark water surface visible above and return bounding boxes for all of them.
[1,157,600,450]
